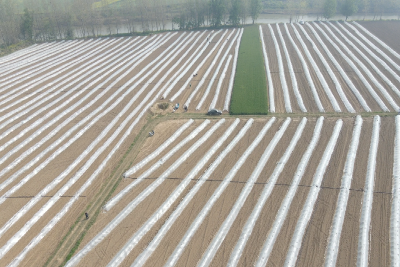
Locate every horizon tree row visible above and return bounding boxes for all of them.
[0,0,399,47]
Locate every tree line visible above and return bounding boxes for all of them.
[0,0,399,47]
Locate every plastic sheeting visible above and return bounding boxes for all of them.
[173,30,228,103]
[195,30,239,110]
[0,40,103,109]
[0,32,191,261]
[161,31,212,99]
[230,116,323,267]
[258,26,275,113]
[199,117,299,267]
[0,40,94,96]
[0,40,75,75]
[106,119,210,211]
[124,119,194,176]
[0,43,45,67]
[291,23,341,112]
[8,31,217,266]
[306,23,370,112]
[109,119,239,267]
[133,119,253,267]
[184,30,233,108]
[277,25,307,112]
[0,39,120,127]
[353,21,400,62]
[64,119,226,267]
[325,116,362,267]
[165,118,276,267]
[0,38,124,123]
[357,116,380,267]
[0,33,175,239]
[209,55,232,110]
[339,22,400,95]
[282,119,342,267]
[283,24,324,112]
[312,22,389,111]
[296,24,354,113]
[0,35,162,186]
[391,116,400,267]
[269,24,292,112]
[327,22,400,110]
[224,28,243,111]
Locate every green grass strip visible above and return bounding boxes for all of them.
[230,25,268,115]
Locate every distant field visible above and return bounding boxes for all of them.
[230,25,268,115]
[93,0,120,8]
[92,0,186,8]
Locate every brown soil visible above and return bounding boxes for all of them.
[261,22,400,113]
[0,21,399,267]
[359,21,400,55]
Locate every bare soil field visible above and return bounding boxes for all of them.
[0,28,242,267]
[261,21,400,113]
[60,115,396,267]
[0,20,399,267]
[359,21,400,55]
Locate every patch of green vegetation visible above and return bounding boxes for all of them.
[230,25,268,115]
[0,40,33,58]
[158,102,170,110]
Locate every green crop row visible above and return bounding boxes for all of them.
[230,25,268,115]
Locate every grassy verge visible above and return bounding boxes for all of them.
[0,40,34,58]
[230,25,268,115]
[43,114,161,267]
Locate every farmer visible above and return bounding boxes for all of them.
[85,212,89,220]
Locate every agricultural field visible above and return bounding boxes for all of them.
[0,28,242,266]
[230,25,268,115]
[0,20,400,267]
[62,115,397,267]
[359,20,400,54]
[260,21,400,114]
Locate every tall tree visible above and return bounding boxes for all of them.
[240,0,247,24]
[209,0,225,27]
[20,8,33,40]
[324,0,337,19]
[122,0,136,33]
[341,0,357,20]
[288,0,306,22]
[307,0,324,20]
[229,0,241,25]
[137,0,150,32]
[357,0,369,19]
[249,0,261,24]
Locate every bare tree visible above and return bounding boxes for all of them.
[137,0,150,32]
[122,0,136,33]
